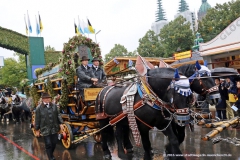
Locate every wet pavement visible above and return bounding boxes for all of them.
[0,120,240,160]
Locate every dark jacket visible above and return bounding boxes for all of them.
[35,103,63,136]
[216,83,229,109]
[235,92,240,109]
[92,66,106,83]
[76,65,96,89]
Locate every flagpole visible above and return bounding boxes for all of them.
[78,15,84,36]
[86,17,90,38]
[27,10,30,37]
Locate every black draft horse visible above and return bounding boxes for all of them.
[0,97,11,121]
[171,61,220,146]
[96,68,193,160]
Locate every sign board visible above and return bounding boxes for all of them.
[0,56,4,67]
[32,65,46,79]
[84,88,102,101]
[37,65,61,79]
[78,45,93,63]
[174,50,192,60]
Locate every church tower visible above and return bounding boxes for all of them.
[198,0,211,21]
[174,0,196,32]
[155,0,167,22]
[151,0,168,35]
[178,0,189,13]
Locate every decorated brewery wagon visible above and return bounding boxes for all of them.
[29,35,103,149]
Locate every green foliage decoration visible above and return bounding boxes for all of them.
[44,51,61,64]
[45,78,55,99]
[0,26,29,55]
[58,35,102,84]
[24,86,30,98]
[30,86,40,107]
[59,80,68,110]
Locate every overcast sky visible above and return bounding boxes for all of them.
[0,0,231,60]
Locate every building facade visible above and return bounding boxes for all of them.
[199,17,240,72]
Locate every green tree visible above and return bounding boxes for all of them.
[0,53,27,88]
[137,30,165,57]
[44,45,55,51]
[105,44,128,62]
[159,16,194,57]
[198,0,240,42]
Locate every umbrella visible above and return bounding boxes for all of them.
[18,93,27,99]
[211,67,239,76]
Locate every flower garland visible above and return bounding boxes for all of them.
[59,80,68,110]
[45,77,55,99]
[58,35,103,83]
[30,86,40,107]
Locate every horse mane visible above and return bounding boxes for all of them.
[177,64,196,77]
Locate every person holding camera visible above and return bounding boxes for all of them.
[215,78,228,120]
[225,77,237,118]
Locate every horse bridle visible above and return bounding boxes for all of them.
[190,71,218,96]
[166,80,192,114]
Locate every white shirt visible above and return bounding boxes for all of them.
[44,103,49,108]
[93,65,98,70]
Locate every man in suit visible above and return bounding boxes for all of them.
[76,56,98,99]
[91,57,106,84]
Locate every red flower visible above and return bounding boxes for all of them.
[68,60,72,64]
[62,50,65,53]
[66,71,69,75]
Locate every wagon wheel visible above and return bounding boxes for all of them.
[31,112,38,137]
[60,122,73,149]
[93,132,102,143]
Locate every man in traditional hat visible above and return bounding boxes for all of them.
[35,92,64,160]
[76,56,98,99]
[91,57,106,84]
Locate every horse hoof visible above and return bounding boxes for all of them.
[118,152,128,159]
[103,154,112,160]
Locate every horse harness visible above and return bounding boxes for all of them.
[96,76,192,126]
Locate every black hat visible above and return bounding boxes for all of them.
[41,92,51,99]
[80,56,90,62]
[92,57,100,62]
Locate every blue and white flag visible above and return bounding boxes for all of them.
[128,59,133,67]
[113,58,119,65]
[78,16,84,34]
[27,11,32,33]
[82,19,90,34]
[35,15,40,35]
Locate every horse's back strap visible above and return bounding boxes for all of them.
[109,100,144,125]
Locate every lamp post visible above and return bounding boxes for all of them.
[95,30,101,43]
